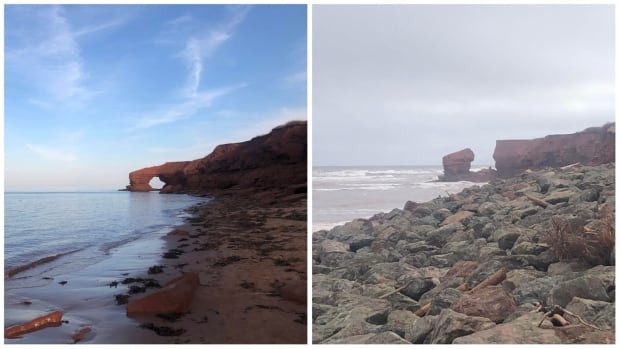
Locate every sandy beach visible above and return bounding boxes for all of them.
[5,187,307,344]
[135,188,308,344]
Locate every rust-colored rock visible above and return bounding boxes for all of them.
[493,123,615,178]
[126,273,199,316]
[71,327,92,343]
[439,148,497,182]
[553,325,615,344]
[440,210,475,226]
[4,311,63,338]
[442,261,480,282]
[469,268,507,293]
[451,285,517,323]
[127,121,307,194]
[443,148,474,177]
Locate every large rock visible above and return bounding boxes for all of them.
[450,285,517,323]
[553,326,615,344]
[565,297,615,331]
[439,148,497,182]
[382,309,421,339]
[429,308,496,344]
[440,211,475,226]
[453,312,563,344]
[312,294,391,343]
[427,288,464,316]
[493,123,615,178]
[548,276,610,307]
[324,331,410,344]
[512,275,559,305]
[127,121,307,193]
[126,273,199,316]
[400,278,437,301]
[442,148,474,177]
[442,261,480,283]
[318,239,353,267]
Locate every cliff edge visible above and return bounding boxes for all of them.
[127,121,307,195]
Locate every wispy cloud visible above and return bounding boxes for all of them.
[5,6,123,108]
[26,144,77,162]
[126,6,252,132]
[127,83,247,131]
[178,6,251,97]
[74,18,125,37]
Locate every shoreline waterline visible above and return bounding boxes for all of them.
[4,192,210,343]
[313,165,487,231]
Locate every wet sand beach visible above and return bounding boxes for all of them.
[5,188,307,344]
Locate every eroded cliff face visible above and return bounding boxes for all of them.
[126,121,307,194]
[438,123,614,182]
[493,123,615,178]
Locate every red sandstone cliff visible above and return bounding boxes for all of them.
[438,122,614,181]
[493,122,615,177]
[127,121,307,194]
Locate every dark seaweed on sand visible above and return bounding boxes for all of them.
[213,255,243,267]
[114,294,130,305]
[128,285,146,294]
[156,312,185,322]
[163,249,185,259]
[139,323,186,336]
[148,265,164,274]
[121,277,161,289]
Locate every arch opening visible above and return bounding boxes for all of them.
[149,177,165,191]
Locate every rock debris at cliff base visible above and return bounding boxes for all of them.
[312,163,615,344]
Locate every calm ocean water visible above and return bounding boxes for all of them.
[4,191,205,277]
[313,166,488,231]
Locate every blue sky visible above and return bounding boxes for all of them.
[5,5,307,190]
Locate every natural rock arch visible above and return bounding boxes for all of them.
[126,162,188,192]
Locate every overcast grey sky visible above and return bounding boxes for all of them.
[313,5,614,166]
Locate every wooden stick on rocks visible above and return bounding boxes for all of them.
[525,194,550,208]
[551,314,570,327]
[562,307,601,331]
[468,268,507,293]
[560,162,580,170]
[414,302,431,317]
[378,280,414,299]
[456,282,469,292]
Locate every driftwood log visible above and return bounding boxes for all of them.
[456,282,469,292]
[378,280,415,299]
[537,305,600,330]
[414,303,431,317]
[525,194,550,208]
[4,311,63,338]
[551,314,570,327]
[469,268,507,293]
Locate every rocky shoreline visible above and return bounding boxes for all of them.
[312,163,615,344]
